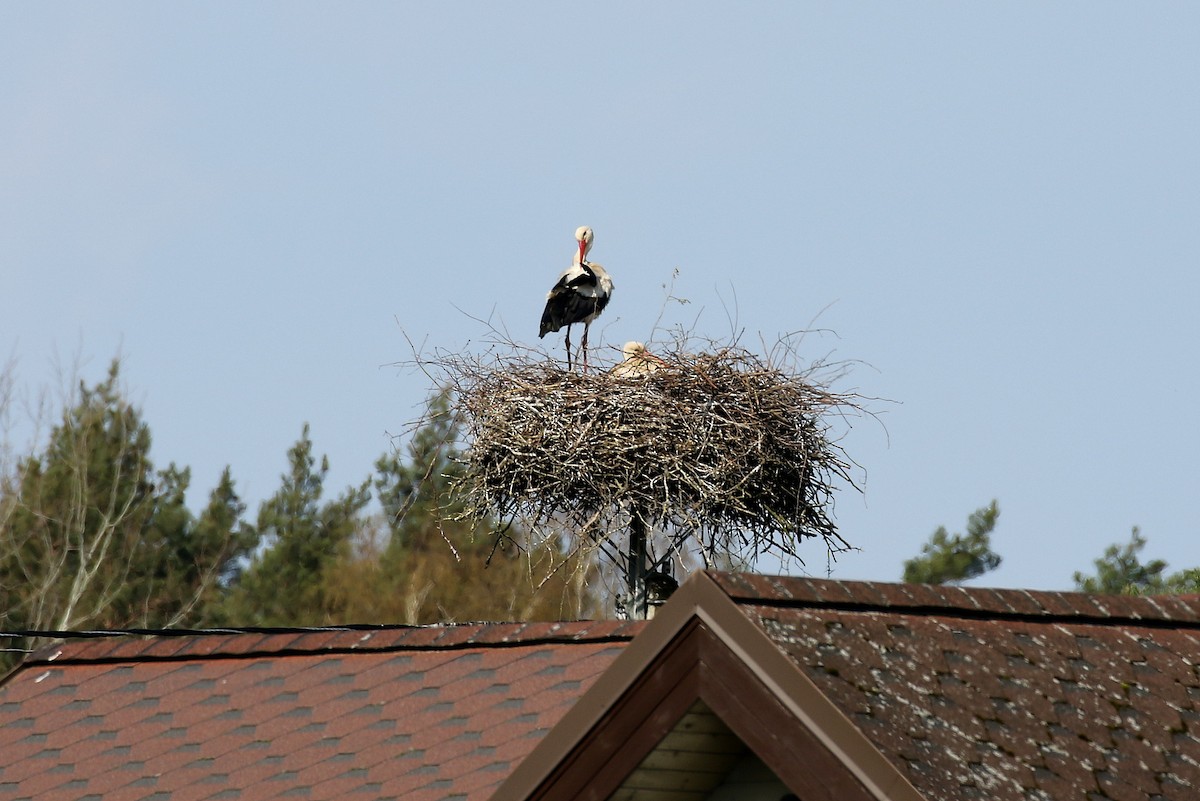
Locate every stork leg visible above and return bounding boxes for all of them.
[563,326,573,372]
[581,321,591,373]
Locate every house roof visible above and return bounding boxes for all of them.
[502,572,1200,801]
[718,572,1200,801]
[6,573,1200,801]
[0,621,642,801]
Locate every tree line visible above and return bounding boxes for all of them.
[0,361,598,667]
[902,499,1199,593]
[2,359,1191,671]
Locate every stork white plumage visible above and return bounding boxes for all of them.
[539,226,614,371]
[610,341,665,378]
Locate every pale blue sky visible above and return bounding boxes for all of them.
[3,4,1197,590]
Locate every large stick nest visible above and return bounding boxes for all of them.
[424,334,862,564]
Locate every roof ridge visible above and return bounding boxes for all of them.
[705,571,1200,626]
[740,594,1200,630]
[11,619,645,667]
[3,619,544,639]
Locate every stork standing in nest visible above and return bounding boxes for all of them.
[539,226,613,372]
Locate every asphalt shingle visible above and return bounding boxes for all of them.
[0,622,641,801]
[11,574,1200,801]
[714,574,1200,801]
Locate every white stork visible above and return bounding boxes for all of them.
[610,341,665,378]
[539,226,614,372]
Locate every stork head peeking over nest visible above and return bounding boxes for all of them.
[610,341,666,378]
[539,226,613,372]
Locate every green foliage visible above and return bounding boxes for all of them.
[0,364,601,647]
[220,395,599,628]
[1070,527,1200,595]
[171,467,257,626]
[903,500,1001,585]
[1,361,158,631]
[220,424,370,626]
[326,390,602,624]
[0,361,257,667]
[373,389,466,556]
[1162,568,1200,594]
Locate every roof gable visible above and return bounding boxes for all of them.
[498,573,922,801]
[609,699,754,799]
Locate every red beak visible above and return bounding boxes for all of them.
[578,240,587,263]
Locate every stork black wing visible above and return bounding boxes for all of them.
[540,285,603,338]
[540,264,601,338]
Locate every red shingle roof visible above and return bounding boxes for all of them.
[712,573,1200,801]
[0,621,642,801]
[8,574,1200,801]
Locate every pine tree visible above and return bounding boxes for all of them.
[221,424,370,626]
[374,390,465,559]
[324,391,601,624]
[1073,527,1172,594]
[902,500,1001,585]
[159,467,257,626]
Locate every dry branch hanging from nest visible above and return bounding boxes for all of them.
[437,336,860,565]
